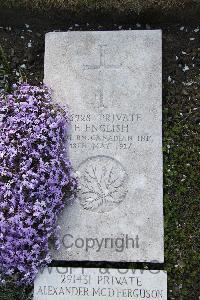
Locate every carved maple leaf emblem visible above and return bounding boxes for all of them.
[78,156,128,213]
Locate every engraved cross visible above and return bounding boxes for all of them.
[83,44,122,111]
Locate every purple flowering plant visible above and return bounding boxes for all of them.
[0,83,77,284]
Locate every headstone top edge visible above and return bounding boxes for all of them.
[45,29,162,39]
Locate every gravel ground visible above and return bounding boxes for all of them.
[0,8,199,300]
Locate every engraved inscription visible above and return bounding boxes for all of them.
[35,268,167,299]
[67,112,150,151]
[77,156,128,213]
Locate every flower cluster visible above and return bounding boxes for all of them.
[0,84,77,284]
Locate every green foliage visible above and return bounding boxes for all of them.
[163,90,200,299]
[0,283,32,300]
[0,46,10,91]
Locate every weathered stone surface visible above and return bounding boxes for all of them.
[34,267,167,300]
[44,30,163,262]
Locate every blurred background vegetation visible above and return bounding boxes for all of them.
[0,0,199,13]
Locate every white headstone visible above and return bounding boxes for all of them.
[44,30,163,262]
[34,267,167,300]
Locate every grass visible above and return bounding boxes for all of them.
[163,111,199,298]
[0,47,10,91]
